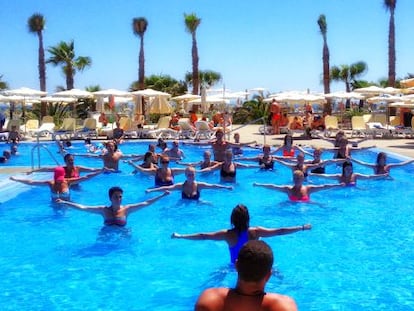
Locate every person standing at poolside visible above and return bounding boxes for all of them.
[254,170,343,202]
[56,186,170,227]
[10,166,102,202]
[172,204,311,264]
[146,166,232,200]
[270,99,281,135]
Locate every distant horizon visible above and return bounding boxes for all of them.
[1,0,413,95]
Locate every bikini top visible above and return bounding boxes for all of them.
[283,149,295,157]
[181,181,200,200]
[229,230,249,264]
[289,194,310,202]
[64,166,80,178]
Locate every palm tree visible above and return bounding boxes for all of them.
[185,70,222,92]
[0,74,8,90]
[317,15,330,94]
[384,0,397,87]
[47,40,91,90]
[330,61,367,92]
[317,14,331,114]
[129,74,187,97]
[184,13,201,95]
[28,13,47,117]
[132,17,148,90]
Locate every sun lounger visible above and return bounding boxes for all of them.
[351,116,372,137]
[178,118,196,139]
[324,115,340,137]
[52,118,76,140]
[194,120,215,140]
[144,116,179,139]
[74,118,98,139]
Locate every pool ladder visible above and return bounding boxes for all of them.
[31,134,60,170]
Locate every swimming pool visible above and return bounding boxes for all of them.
[1,140,414,310]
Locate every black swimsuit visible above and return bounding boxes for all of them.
[259,158,274,170]
[181,181,200,200]
[220,166,236,178]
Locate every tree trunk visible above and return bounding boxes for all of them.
[38,31,47,118]
[388,9,396,87]
[191,34,199,95]
[138,36,145,90]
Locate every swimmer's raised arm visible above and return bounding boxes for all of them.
[125,191,170,213]
[171,229,228,241]
[10,176,50,186]
[252,224,312,238]
[56,199,104,214]
[253,182,290,194]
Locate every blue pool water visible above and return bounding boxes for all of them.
[1,140,414,310]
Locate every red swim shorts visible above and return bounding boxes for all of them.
[272,113,281,121]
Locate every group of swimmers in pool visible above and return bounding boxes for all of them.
[9,131,414,264]
[7,128,414,311]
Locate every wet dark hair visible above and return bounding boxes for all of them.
[284,134,293,145]
[342,161,353,175]
[63,153,73,162]
[108,186,123,199]
[231,204,250,233]
[143,151,153,162]
[237,240,274,282]
[376,152,386,164]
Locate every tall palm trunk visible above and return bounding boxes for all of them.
[138,36,145,90]
[191,33,199,95]
[38,30,47,117]
[388,6,396,86]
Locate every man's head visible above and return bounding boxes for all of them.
[236,240,273,282]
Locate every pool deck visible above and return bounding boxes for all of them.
[1,124,414,175]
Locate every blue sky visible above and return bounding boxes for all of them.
[1,0,413,95]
